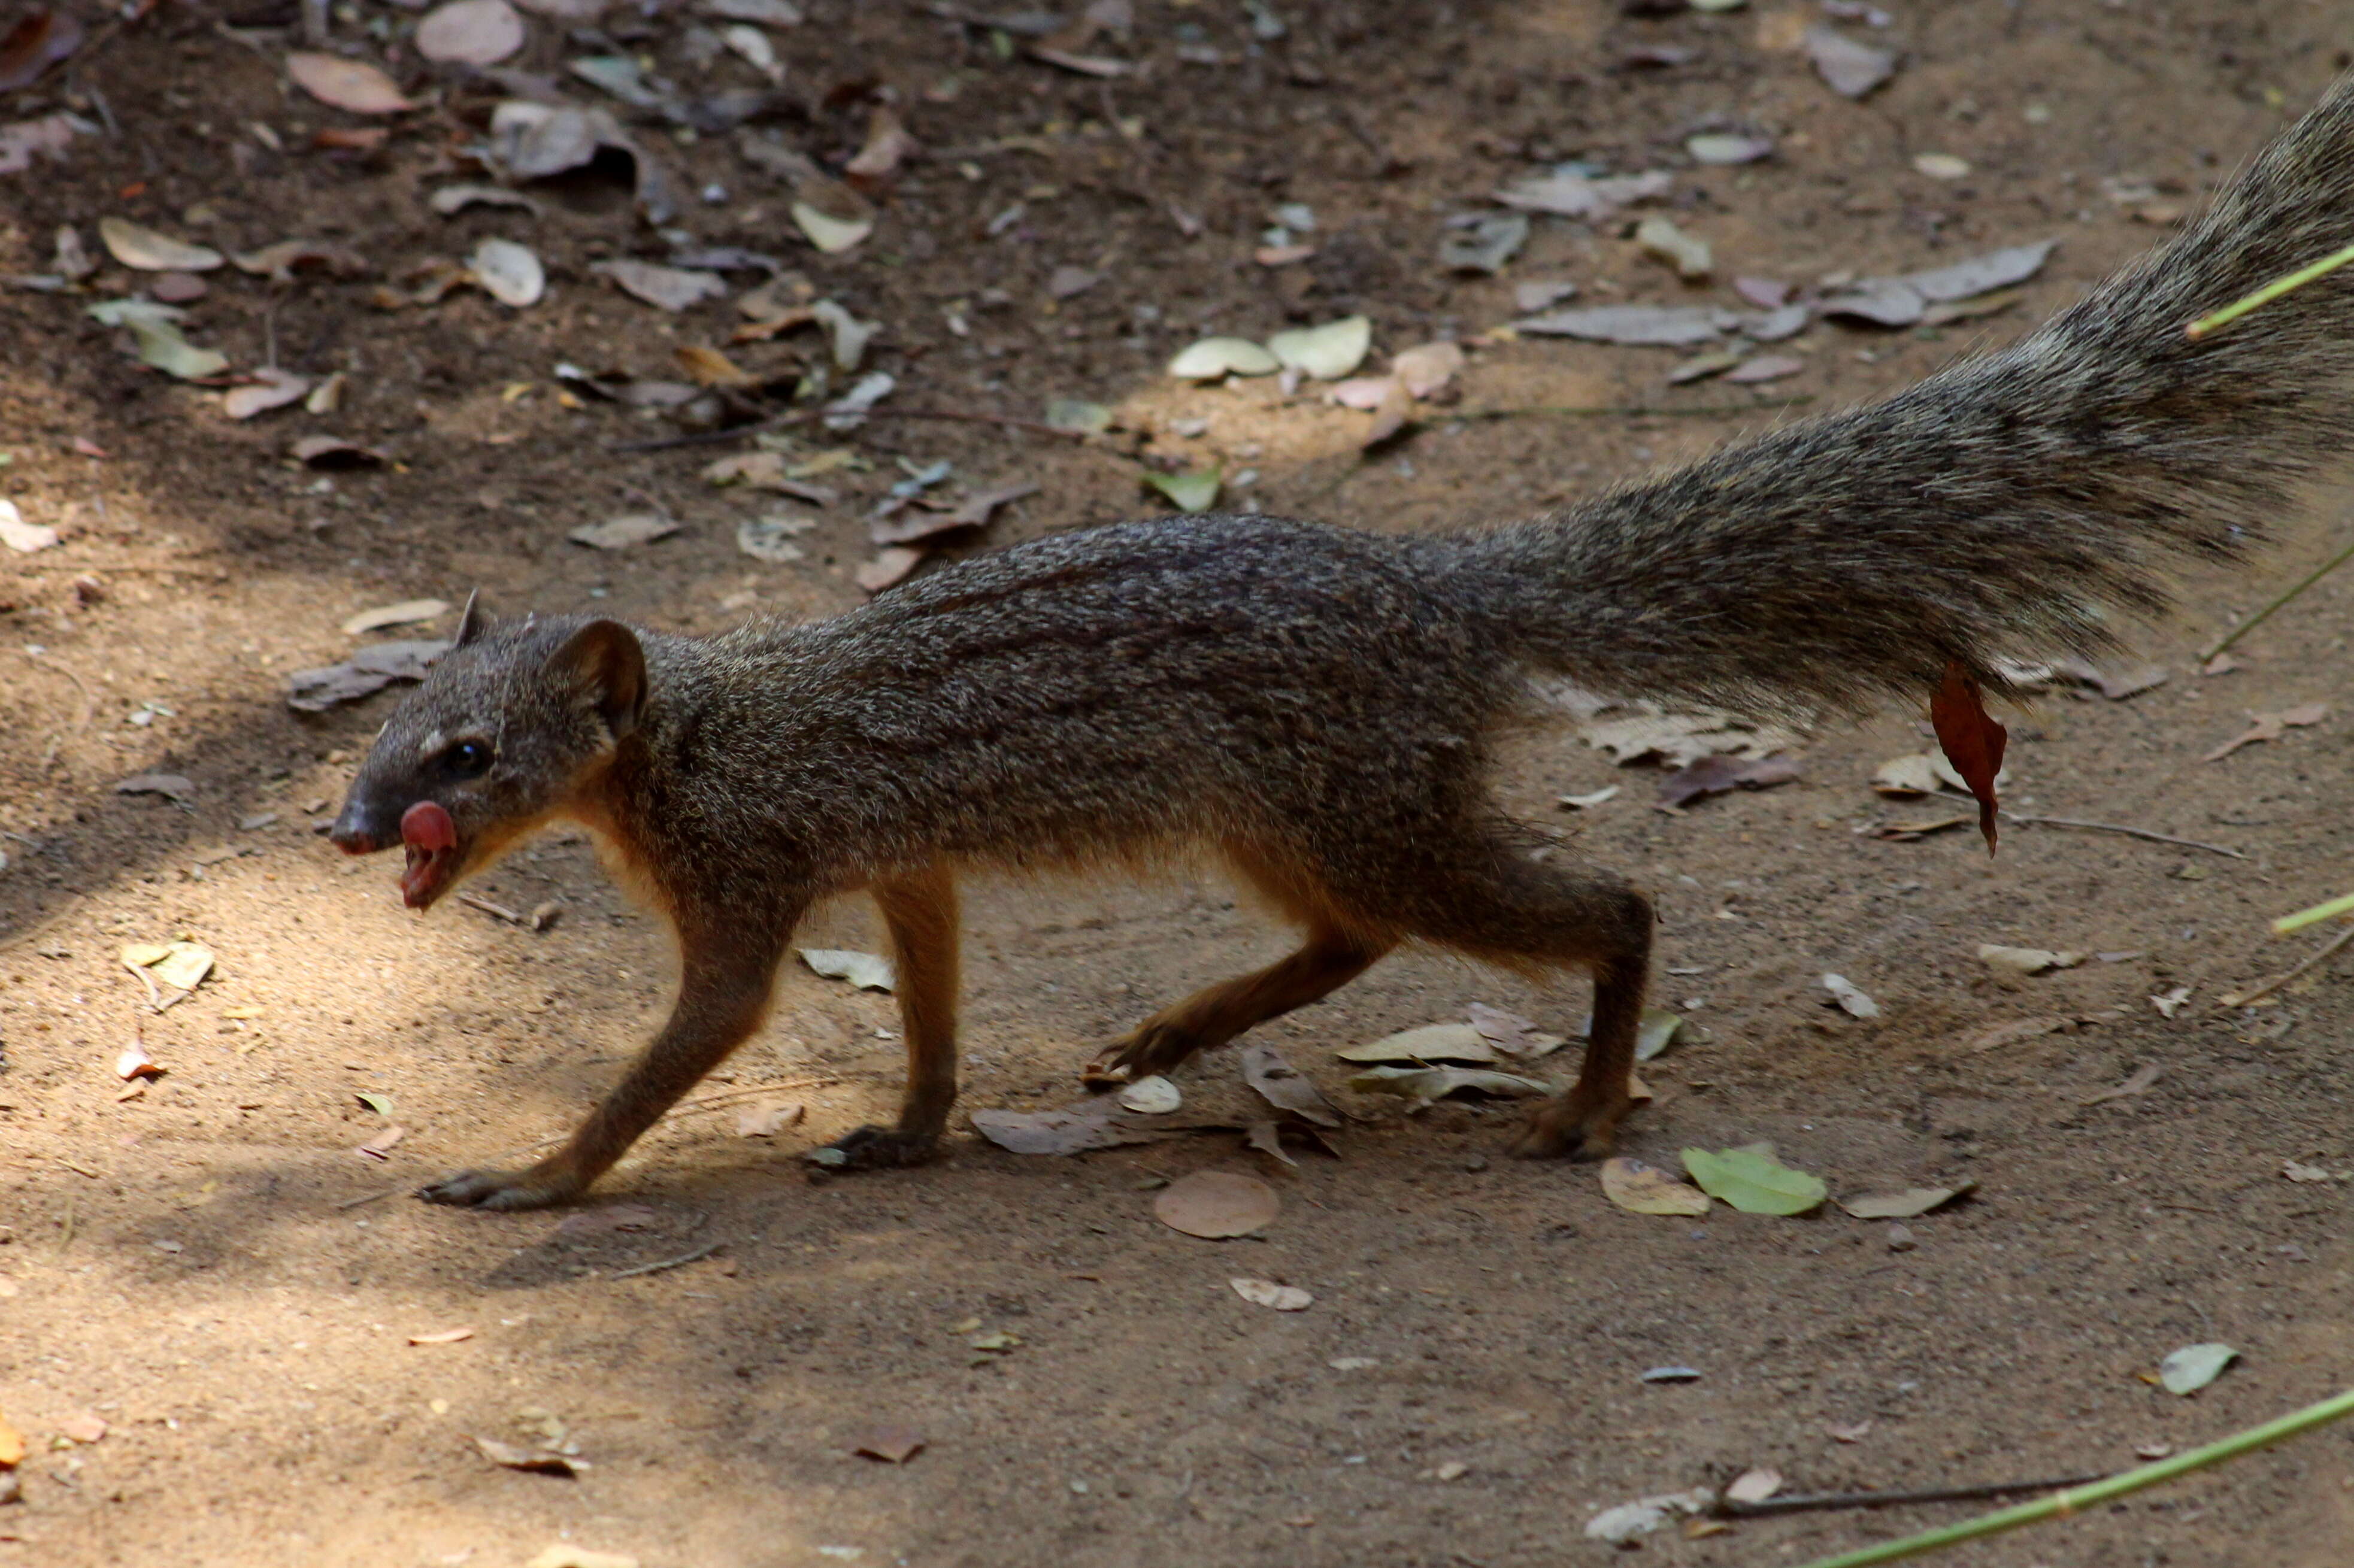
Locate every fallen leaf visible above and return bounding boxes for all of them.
[2201,703,2326,762]
[1931,661,2008,851]
[341,599,449,636]
[1143,467,1220,512]
[116,773,198,806]
[0,7,83,92]
[1820,972,1879,1019]
[1514,279,1579,312]
[1241,1042,1340,1128]
[1584,1492,1709,1545]
[1558,785,1620,809]
[568,514,678,550]
[2081,1062,2162,1106]
[1494,168,1671,219]
[1640,1365,1701,1384]
[86,298,230,380]
[734,1100,804,1137]
[1438,213,1528,274]
[824,371,895,430]
[1959,1016,2071,1055]
[592,258,727,312]
[284,639,446,710]
[1838,1182,1973,1219]
[1725,1468,1783,1505]
[1576,705,1799,767]
[969,1099,1181,1155]
[475,1435,581,1475]
[98,216,223,272]
[114,1039,160,1081]
[468,238,544,308]
[2158,1342,2237,1396]
[0,1407,22,1467]
[1667,350,1742,386]
[408,1326,475,1345]
[855,547,925,593]
[1267,316,1372,380]
[1634,1008,1683,1061]
[417,0,525,65]
[1230,1277,1313,1311]
[1680,1144,1826,1215]
[0,110,83,174]
[810,299,879,370]
[287,51,414,114]
[1807,25,1896,96]
[844,105,917,184]
[1903,241,2056,301]
[1601,1157,1711,1217]
[705,0,802,20]
[737,513,814,563]
[1871,754,1942,796]
[1155,1170,1280,1238]
[2135,1441,2174,1461]
[1726,353,1805,384]
[1826,1420,1873,1443]
[1337,1022,1497,1064]
[2283,1159,2341,1183]
[525,1550,637,1568]
[429,183,541,217]
[1390,340,1465,399]
[1657,753,1799,808]
[1116,1075,1181,1115]
[1977,944,2085,976]
[2149,986,2193,1019]
[1044,398,1113,433]
[799,948,893,991]
[356,1124,405,1160]
[1635,216,1711,280]
[1347,1064,1551,1108]
[55,1412,105,1445]
[1912,152,1971,180]
[1819,277,1926,327]
[852,1425,925,1463]
[1167,336,1281,378]
[0,499,57,554]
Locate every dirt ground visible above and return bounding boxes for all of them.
[4,1,2354,1564]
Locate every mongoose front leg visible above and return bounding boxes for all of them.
[810,865,962,1173]
[1080,926,1387,1085]
[419,929,788,1210]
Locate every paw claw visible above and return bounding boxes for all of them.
[416,1164,578,1211]
[805,1124,938,1173]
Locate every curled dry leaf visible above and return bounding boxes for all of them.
[844,106,917,184]
[568,514,678,550]
[1348,1064,1550,1108]
[592,259,726,312]
[0,111,84,175]
[407,1326,475,1345]
[115,1039,161,1081]
[1725,1469,1783,1505]
[969,1097,1182,1155]
[1820,972,1879,1018]
[2201,703,2327,762]
[1266,316,1372,380]
[1838,1181,1973,1220]
[1806,25,1897,97]
[1229,1277,1313,1311]
[0,7,84,93]
[1116,1075,1181,1115]
[284,639,446,711]
[291,433,390,468]
[1167,336,1281,379]
[116,774,198,806]
[430,183,541,217]
[1931,660,2008,852]
[287,51,415,114]
[1977,944,2085,976]
[98,216,223,272]
[1154,1169,1280,1239]
[231,238,371,283]
[468,238,544,307]
[0,500,57,554]
[798,948,893,991]
[1601,1156,1711,1217]
[222,368,312,421]
[735,1100,804,1136]
[416,0,526,66]
[475,1435,581,1475]
[2158,1342,2237,1396]
[1391,341,1464,398]
[1494,168,1671,219]
[1337,1022,1496,1065]
[342,599,449,636]
[87,298,231,381]
[1657,753,1799,808]
[1241,1042,1341,1127]
[852,1425,925,1463]
[1635,216,1711,280]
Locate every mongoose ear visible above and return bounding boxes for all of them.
[453,587,488,648]
[549,620,647,739]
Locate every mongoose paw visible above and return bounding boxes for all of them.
[416,1164,583,1211]
[1080,1023,1202,1087]
[1506,1088,1631,1161]
[804,1124,939,1173]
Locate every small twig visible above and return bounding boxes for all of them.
[1717,1472,2113,1518]
[335,1184,405,1211]
[2274,888,2354,935]
[2199,532,2354,663]
[458,891,528,924]
[607,405,1093,456]
[18,647,96,767]
[609,1241,723,1279]
[2186,240,2354,339]
[2218,921,2354,1009]
[1929,792,2246,857]
[1791,1385,2354,1568]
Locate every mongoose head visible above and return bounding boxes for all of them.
[328,593,647,909]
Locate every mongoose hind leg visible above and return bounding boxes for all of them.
[1081,924,1388,1085]
[810,864,962,1174]
[1379,836,1653,1161]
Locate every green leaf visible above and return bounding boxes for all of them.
[1680,1144,1827,1215]
[87,298,230,381]
[2159,1342,2238,1396]
[1043,398,1113,433]
[356,1092,393,1117]
[1143,466,1221,512]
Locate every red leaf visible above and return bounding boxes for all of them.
[1930,660,2008,853]
[0,8,84,93]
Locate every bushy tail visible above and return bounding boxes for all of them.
[1461,72,2354,720]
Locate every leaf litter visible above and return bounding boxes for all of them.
[1154,1170,1280,1238]
[1240,1042,1340,1127]
[1601,1157,1711,1217]
[1680,1144,1826,1215]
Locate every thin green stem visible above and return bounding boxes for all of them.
[1789,1386,2354,1568]
[2199,532,2354,663]
[2273,890,2354,936]
[2186,241,2354,339]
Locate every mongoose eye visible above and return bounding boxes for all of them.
[444,738,493,778]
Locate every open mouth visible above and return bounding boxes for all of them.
[398,800,461,909]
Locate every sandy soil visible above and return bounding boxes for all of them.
[3,2,2353,1564]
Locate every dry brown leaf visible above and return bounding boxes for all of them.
[475,1434,580,1474]
[0,1408,22,1467]
[1154,1170,1280,1238]
[287,51,414,114]
[1956,1016,2068,1053]
[416,0,526,66]
[223,368,312,421]
[1931,660,2007,852]
[675,344,756,387]
[852,1424,925,1463]
[734,1100,804,1138]
[1240,1042,1341,1128]
[2201,703,2327,763]
[1601,1157,1711,1217]
[0,7,82,92]
[55,1412,105,1445]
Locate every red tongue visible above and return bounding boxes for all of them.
[399,801,458,906]
[401,800,456,852]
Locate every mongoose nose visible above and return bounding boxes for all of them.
[327,803,384,855]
